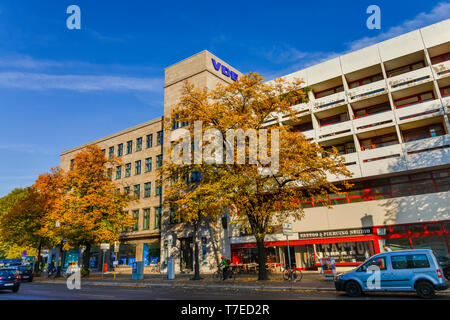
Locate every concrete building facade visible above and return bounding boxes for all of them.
[60,19,450,273]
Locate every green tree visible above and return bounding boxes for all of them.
[0,188,58,273]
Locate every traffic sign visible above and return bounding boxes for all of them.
[100,243,110,251]
[282,223,292,230]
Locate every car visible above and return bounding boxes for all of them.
[0,265,34,282]
[437,254,450,281]
[0,269,21,293]
[334,249,448,299]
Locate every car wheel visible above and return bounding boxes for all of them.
[12,285,19,293]
[416,281,435,299]
[345,281,362,297]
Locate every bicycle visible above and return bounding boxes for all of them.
[212,265,236,281]
[282,266,303,281]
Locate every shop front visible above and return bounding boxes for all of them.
[230,220,450,271]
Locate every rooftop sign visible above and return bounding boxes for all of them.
[211,58,238,81]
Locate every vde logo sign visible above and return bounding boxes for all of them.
[211,58,238,81]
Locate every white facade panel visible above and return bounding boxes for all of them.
[378,30,424,62]
[340,45,381,75]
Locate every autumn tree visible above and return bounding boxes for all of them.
[35,144,134,275]
[0,188,37,260]
[0,188,58,273]
[161,73,352,280]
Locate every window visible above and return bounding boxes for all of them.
[132,210,139,231]
[360,133,398,150]
[143,209,150,230]
[155,207,161,229]
[349,73,383,89]
[391,255,409,269]
[124,186,130,194]
[324,142,356,155]
[410,254,430,268]
[191,171,201,182]
[155,182,162,196]
[358,257,386,272]
[135,160,141,175]
[402,124,445,143]
[136,137,142,151]
[134,185,140,199]
[157,131,163,145]
[127,140,133,154]
[394,91,434,109]
[102,149,106,155]
[319,113,348,127]
[116,166,122,180]
[146,134,153,148]
[125,163,131,177]
[409,224,424,233]
[315,85,344,99]
[426,224,441,232]
[156,155,163,169]
[118,144,123,157]
[354,102,391,119]
[144,182,151,198]
[145,157,152,172]
[387,61,425,78]
[431,52,450,65]
[109,146,114,159]
[441,86,450,97]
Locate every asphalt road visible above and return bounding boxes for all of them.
[1,282,450,300]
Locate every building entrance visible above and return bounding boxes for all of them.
[179,238,193,272]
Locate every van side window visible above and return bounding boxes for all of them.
[391,254,430,269]
[410,254,430,268]
[358,257,387,272]
[391,255,408,269]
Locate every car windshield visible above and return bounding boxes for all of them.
[0,270,15,277]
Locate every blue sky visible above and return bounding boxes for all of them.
[0,0,449,196]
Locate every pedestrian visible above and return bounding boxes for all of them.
[219,256,230,280]
[383,245,392,252]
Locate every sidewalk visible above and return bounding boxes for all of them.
[34,272,337,292]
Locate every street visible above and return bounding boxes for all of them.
[1,282,449,300]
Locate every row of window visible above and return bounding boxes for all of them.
[301,168,450,208]
[121,182,162,199]
[320,122,446,156]
[115,155,163,179]
[309,51,450,102]
[127,207,162,232]
[103,131,163,159]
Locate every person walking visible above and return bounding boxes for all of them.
[219,256,230,280]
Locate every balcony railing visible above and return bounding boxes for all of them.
[388,67,433,91]
[405,134,450,170]
[348,79,387,101]
[432,60,450,79]
[317,121,353,140]
[359,144,406,175]
[395,99,443,123]
[313,91,347,111]
[353,110,395,132]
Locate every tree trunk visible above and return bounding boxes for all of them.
[256,236,268,280]
[191,220,201,280]
[82,242,91,277]
[35,241,42,275]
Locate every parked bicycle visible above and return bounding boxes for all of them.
[212,264,236,281]
[282,266,303,281]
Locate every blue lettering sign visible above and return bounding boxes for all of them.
[211,58,221,71]
[221,66,230,76]
[211,58,238,81]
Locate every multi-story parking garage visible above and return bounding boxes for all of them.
[60,19,450,273]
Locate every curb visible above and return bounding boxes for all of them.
[33,279,336,292]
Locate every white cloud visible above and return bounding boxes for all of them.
[261,3,450,80]
[0,72,163,92]
[347,2,450,51]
